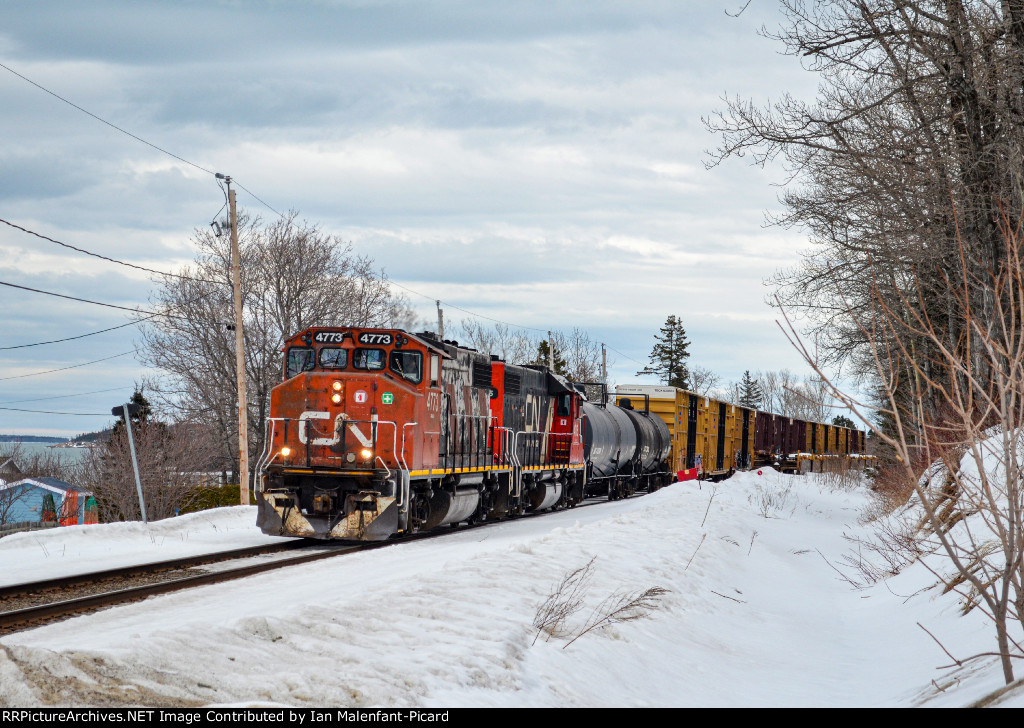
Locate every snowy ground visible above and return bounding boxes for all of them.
[0,469,1021,708]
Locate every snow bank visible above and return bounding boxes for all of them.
[0,506,290,587]
[0,469,1021,707]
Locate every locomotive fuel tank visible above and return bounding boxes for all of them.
[581,401,637,477]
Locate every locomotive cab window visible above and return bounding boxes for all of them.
[319,347,348,369]
[352,348,386,371]
[285,347,315,378]
[429,354,440,387]
[389,350,423,384]
[557,394,571,417]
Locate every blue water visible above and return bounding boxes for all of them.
[0,441,91,464]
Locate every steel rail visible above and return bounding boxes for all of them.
[0,542,366,633]
[0,539,312,600]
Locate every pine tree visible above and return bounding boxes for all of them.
[112,388,153,435]
[637,315,690,389]
[832,415,855,429]
[738,370,762,408]
[534,339,568,376]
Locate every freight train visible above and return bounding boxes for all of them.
[255,326,863,541]
[613,385,866,480]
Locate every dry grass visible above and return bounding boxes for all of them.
[533,558,669,648]
[532,558,595,644]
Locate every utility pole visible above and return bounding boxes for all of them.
[217,173,250,506]
[112,403,146,524]
[436,300,444,339]
[548,330,554,373]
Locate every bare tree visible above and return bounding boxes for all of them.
[708,1,1024,412]
[79,419,222,522]
[781,214,1024,684]
[140,211,414,487]
[455,321,603,384]
[0,483,29,529]
[551,328,603,383]
[457,319,537,364]
[757,368,832,420]
[690,366,721,397]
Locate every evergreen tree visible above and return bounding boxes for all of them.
[637,315,690,389]
[534,340,568,376]
[832,415,855,429]
[738,370,762,408]
[112,388,153,435]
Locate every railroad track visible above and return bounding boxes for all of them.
[0,539,380,635]
[0,494,628,635]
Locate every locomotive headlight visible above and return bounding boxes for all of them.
[331,393,342,404]
[360,448,373,461]
[332,381,342,391]
[280,447,291,458]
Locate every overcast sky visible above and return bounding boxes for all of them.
[0,1,825,438]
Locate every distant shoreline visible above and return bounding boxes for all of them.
[0,436,69,444]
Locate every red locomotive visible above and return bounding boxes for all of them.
[256,327,590,540]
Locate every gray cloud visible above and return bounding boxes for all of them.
[0,1,825,436]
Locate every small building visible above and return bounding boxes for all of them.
[0,477,98,534]
[0,457,22,484]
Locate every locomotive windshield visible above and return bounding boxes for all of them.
[389,351,423,384]
[353,348,386,370]
[319,348,348,369]
[286,347,315,378]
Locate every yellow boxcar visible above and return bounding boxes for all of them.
[615,386,753,479]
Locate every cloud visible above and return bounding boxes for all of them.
[0,1,829,435]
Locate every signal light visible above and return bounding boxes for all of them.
[331,393,342,404]
[281,447,291,458]
[360,448,373,460]
[332,381,342,391]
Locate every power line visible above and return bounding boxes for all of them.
[0,61,285,221]
[0,315,157,350]
[0,61,215,177]
[387,279,549,334]
[0,217,226,286]
[234,180,285,219]
[0,280,189,321]
[0,386,128,405]
[0,350,137,382]
[604,343,647,367]
[0,405,110,416]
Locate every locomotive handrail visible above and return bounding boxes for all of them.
[254,418,276,490]
[397,422,418,512]
[493,426,515,468]
[513,429,574,468]
[373,420,398,471]
[400,422,417,472]
[446,412,495,472]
